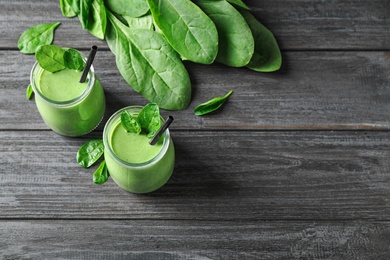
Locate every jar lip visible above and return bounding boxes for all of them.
[103,106,170,168]
[30,55,95,106]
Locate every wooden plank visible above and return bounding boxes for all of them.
[2,50,389,130]
[2,0,389,50]
[246,0,390,50]
[1,130,389,220]
[1,219,390,258]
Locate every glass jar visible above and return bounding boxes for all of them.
[103,106,175,193]
[30,55,105,137]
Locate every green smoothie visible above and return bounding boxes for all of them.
[111,122,163,164]
[103,106,175,194]
[31,61,105,136]
[39,69,88,101]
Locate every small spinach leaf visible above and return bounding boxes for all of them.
[26,84,34,100]
[240,10,282,72]
[138,103,162,138]
[77,139,105,168]
[35,44,66,73]
[147,0,218,64]
[64,48,85,71]
[93,160,109,184]
[18,22,61,54]
[194,90,233,116]
[121,110,142,134]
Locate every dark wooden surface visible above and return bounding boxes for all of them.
[1,0,390,259]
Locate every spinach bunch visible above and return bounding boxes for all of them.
[59,0,282,110]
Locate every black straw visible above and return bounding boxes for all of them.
[149,116,174,145]
[79,45,98,83]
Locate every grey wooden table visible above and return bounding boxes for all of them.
[1,0,390,259]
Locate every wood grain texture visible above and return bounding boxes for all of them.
[1,130,389,220]
[2,0,390,257]
[2,0,389,50]
[2,50,389,130]
[1,220,390,259]
[246,0,390,50]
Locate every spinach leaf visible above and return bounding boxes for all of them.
[77,139,105,168]
[194,90,233,115]
[105,0,149,18]
[194,0,254,67]
[79,0,93,29]
[138,103,162,138]
[35,44,66,73]
[226,0,249,10]
[121,110,142,134]
[18,22,61,54]
[26,84,34,100]
[147,0,218,64]
[93,160,109,184]
[64,48,85,71]
[37,45,86,72]
[106,11,191,110]
[123,14,154,30]
[87,0,107,40]
[60,0,77,17]
[240,10,282,72]
[64,0,80,14]
[120,103,163,138]
[105,14,120,54]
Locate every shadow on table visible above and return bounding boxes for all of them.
[142,139,239,199]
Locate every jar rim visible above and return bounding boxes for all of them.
[103,106,170,168]
[30,53,95,106]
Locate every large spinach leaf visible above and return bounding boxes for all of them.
[123,14,154,30]
[147,0,218,64]
[194,0,254,67]
[106,11,191,110]
[60,0,77,17]
[240,10,282,72]
[79,0,93,29]
[226,0,249,10]
[63,0,80,14]
[105,0,149,18]
[87,0,107,39]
